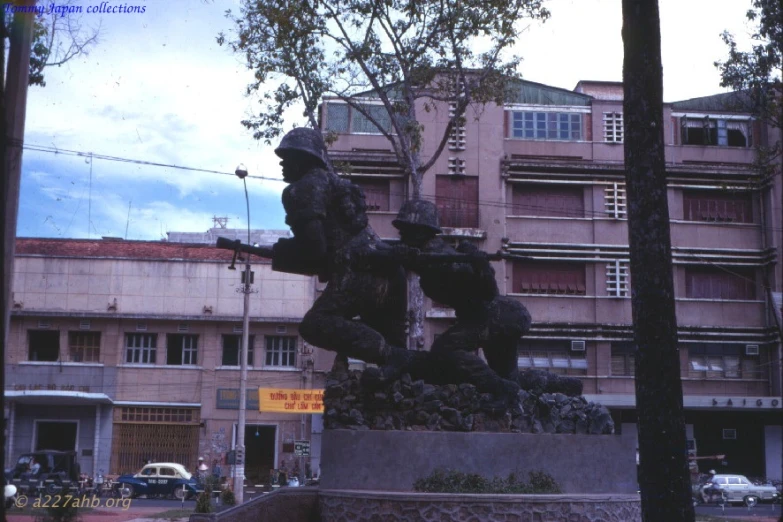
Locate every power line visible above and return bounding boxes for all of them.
[22,144,287,184]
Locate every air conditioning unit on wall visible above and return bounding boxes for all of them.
[570,340,586,352]
[745,344,759,356]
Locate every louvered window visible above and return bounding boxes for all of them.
[512,184,584,218]
[513,262,586,295]
[683,190,753,223]
[611,342,635,376]
[606,261,629,297]
[436,175,478,228]
[448,102,466,151]
[685,266,756,300]
[351,178,391,211]
[447,157,466,175]
[517,343,587,375]
[688,344,766,379]
[604,183,627,218]
[603,112,624,142]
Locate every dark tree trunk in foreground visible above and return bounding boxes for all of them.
[622,1,694,520]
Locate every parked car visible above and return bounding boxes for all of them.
[708,474,780,506]
[114,462,201,499]
[4,450,81,496]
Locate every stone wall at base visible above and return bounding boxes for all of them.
[319,490,642,522]
[320,430,638,493]
[188,487,319,522]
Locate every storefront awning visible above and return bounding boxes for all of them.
[5,390,113,406]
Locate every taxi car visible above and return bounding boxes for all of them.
[114,462,200,499]
[708,474,780,506]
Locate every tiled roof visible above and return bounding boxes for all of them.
[670,91,754,113]
[14,237,260,262]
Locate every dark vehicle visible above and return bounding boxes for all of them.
[114,462,200,499]
[5,450,81,496]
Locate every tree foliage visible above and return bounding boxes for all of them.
[1,1,100,88]
[716,0,783,129]
[219,0,549,196]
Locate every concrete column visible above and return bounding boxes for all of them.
[6,401,15,465]
[764,425,782,480]
[93,404,101,477]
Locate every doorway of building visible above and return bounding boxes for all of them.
[244,425,275,485]
[35,421,77,451]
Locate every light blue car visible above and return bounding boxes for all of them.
[115,462,201,499]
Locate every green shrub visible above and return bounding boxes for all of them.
[413,468,561,494]
[221,487,236,506]
[194,487,213,514]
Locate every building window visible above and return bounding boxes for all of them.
[351,178,391,212]
[685,266,756,300]
[682,190,753,223]
[166,334,198,365]
[610,342,635,376]
[448,102,466,151]
[603,112,624,142]
[606,261,630,297]
[265,336,297,367]
[436,175,479,228]
[28,330,59,362]
[510,111,582,141]
[687,344,766,380]
[125,333,157,364]
[604,183,627,218]
[517,341,587,375]
[511,184,584,218]
[68,332,100,363]
[513,262,586,295]
[447,157,466,175]
[680,116,750,147]
[221,334,255,366]
[324,101,393,135]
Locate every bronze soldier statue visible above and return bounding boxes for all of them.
[270,128,410,368]
[390,199,582,397]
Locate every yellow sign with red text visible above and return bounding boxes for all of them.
[258,388,324,413]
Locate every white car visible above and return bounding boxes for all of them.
[709,474,780,506]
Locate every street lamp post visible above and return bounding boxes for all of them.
[233,164,251,504]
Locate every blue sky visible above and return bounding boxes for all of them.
[18,0,754,240]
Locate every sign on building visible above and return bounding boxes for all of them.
[294,440,310,457]
[216,388,259,410]
[258,388,324,413]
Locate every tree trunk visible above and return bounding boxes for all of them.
[621,1,694,520]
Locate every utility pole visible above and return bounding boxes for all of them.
[2,3,36,517]
[233,164,251,504]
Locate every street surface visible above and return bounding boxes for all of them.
[696,503,781,519]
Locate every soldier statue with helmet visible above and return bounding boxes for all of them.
[390,199,582,396]
[269,127,410,369]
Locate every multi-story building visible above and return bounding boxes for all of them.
[322,79,783,478]
[4,235,332,482]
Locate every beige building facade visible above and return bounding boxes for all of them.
[322,78,783,478]
[5,238,333,482]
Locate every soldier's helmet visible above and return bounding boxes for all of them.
[274,128,328,167]
[392,199,442,234]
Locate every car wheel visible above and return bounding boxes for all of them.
[119,483,134,499]
[744,495,758,508]
[45,481,62,495]
[174,486,190,500]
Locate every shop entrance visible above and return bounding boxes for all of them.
[35,421,77,451]
[244,425,276,484]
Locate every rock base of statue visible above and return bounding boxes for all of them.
[317,363,640,522]
[323,364,614,434]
